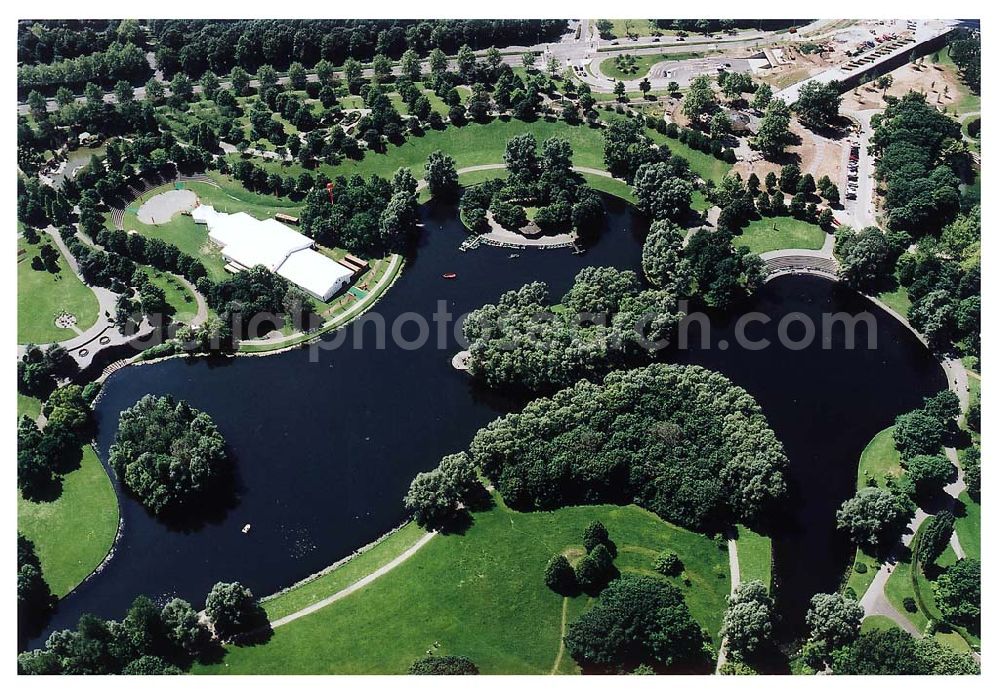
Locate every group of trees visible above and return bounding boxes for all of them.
[684,227,764,309]
[299,170,418,255]
[897,216,980,355]
[18,581,267,674]
[18,534,56,647]
[563,574,710,673]
[544,521,618,596]
[870,92,967,235]
[468,364,787,532]
[145,19,565,77]
[721,580,775,661]
[830,627,978,675]
[18,41,149,93]
[463,264,683,391]
[18,20,126,66]
[108,394,230,516]
[793,80,843,130]
[17,383,96,501]
[403,452,484,529]
[835,225,908,291]
[459,134,605,234]
[16,343,78,398]
[947,30,981,94]
[838,389,959,550]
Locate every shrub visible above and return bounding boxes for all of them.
[409,655,479,675]
[544,554,576,594]
[854,561,868,575]
[903,597,918,613]
[654,551,683,576]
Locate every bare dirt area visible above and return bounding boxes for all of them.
[756,46,833,90]
[734,118,846,188]
[840,60,967,114]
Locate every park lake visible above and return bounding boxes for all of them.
[32,198,945,647]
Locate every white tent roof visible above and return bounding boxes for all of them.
[206,211,313,272]
[278,248,354,301]
[192,205,355,300]
[192,203,222,225]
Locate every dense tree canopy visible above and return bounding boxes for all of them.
[563,574,709,673]
[18,593,217,675]
[109,394,229,515]
[793,80,842,129]
[870,92,966,234]
[469,364,787,531]
[831,628,978,675]
[204,581,268,640]
[932,558,980,630]
[835,487,913,549]
[721,580,774,660]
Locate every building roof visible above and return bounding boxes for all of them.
[192,204,355,300]
[278,248,354,301]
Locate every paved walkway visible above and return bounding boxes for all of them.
[715,537,741,672]
[270,530,436,628]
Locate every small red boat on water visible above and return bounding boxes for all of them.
[442,272,457,279]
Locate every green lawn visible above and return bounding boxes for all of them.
[143,268,200,322]
[732,216,826,255]
[955,491,980,560]
[933,49,981,115]
[17,392,42,421]
[262,522,427,620]
[861,615,899,633]
[17,445,119,597]
[600,51,706,80]
[17,233,100,344]
[238,116,731,192]
[194,496,729,674]
[885,554,930,632]
[878,284,912,318]
[857,427,902,489]
[121,180,302,282]
[844,547,880,599]
[734,525,772,589]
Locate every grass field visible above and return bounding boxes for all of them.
[878,284,912,318]
[17,233,100,344]
[731,216,826,255]
[955,491,980,560]
[734,525,772,589]
[262,522,427,621]
[933,49,981,115]
[17,445,118,597]
[600,52,706,80]
[194,496,729,674]
[121,180,302,282]
[143,268,200,322]
[844,547,880,599]
[844,428,902,598]
[18,392,42,421]
[857,427,902,489]
[861,615,899,633]
[237,116,732,192]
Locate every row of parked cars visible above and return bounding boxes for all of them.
[846,141,860,200]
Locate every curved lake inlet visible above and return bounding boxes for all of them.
[33,199,945,647]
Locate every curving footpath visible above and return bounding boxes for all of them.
[715,538,741,672]
[269,530,436,629]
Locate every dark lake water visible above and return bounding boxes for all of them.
[31,199,945,648]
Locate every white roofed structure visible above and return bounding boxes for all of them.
[278,249,354,301]
[191,204,355,301]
